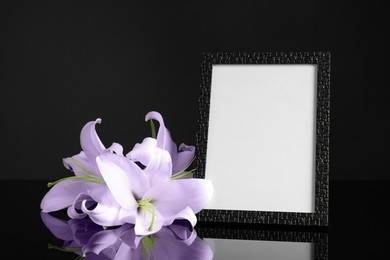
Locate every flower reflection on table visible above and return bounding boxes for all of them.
[41,213,213,260]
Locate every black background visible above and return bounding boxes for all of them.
[1,0,389,180]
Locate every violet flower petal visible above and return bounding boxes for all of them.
[172,144,195,174]
[81,199,123,227]
[41,179,100,213]
[80,118,106,161]
[126,137,157,167]
[88,185,118,207]
[119,225,141,249]
[168,221,198,246]
[67,193,90,219]
[82,226,124,256]
[134,207,164,236]
[162,206,197,231]
[85,253,112,260]
[63,151,98,176]
[118,207,137,224]
[114,242,143,260]
[145,111,177,161]
[96,153,149,208]
[149,226,214,260]
[144,179,213,216]
[105,142,123,155]
[40,212,74,241]
[68,218,103,246]
[127,137,173,186]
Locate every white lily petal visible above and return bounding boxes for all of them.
[134,207,164,236]
[106,142,124,155]
[144,148,172,186]
[126,137,158,167]
[163,206,197,229]
[96,153,149,209]
[127,138,173,186]
[145,179,213,217]
[81,200,123,227]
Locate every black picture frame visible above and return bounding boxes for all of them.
[196,225,328,260]
[194,52,330,226]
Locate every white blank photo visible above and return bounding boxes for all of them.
[205,64,317,213]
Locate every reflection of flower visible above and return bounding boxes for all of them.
[40,111,213,235]
[41,213,213,260]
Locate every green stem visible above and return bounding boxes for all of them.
[150,119,156,138]
[48,244,81,253]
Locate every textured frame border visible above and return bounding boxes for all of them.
[196,226,328,260]
[194,52,330,226]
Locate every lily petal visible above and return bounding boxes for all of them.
[150,226,214,260]
[145,179,213,217]
[88,185,117,207]
[168,221,198,246]
[163,206,197,230]
[41,180,100,213]
[80,118,105,161]
[119,225,141,249]
[82,226,124,256]
[106,142,124,155]
[81,199,123,227]
[67,193,90,219]
[134,207,164,236]
[96,153,149,208]
[172,144,195,174]
[127,137,173,186]
[145,111,177,162]
[68,218,103,246]
[118,207,137,224]
[40,212,74,241]
[114,242,142,260]
[63,151,99,177]
[127,137,157,167]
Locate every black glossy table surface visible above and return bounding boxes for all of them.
[1,180,388,259]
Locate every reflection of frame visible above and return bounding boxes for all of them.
[196,226,328,260]
[195,52,330,226]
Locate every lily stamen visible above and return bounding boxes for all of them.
[47,175,104,187]
[47,158,103,187]
[138,199,156,231]
[69,157,98,176]
[171,168,196,180]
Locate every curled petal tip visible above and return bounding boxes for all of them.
[95,118,102,124]
[145,111,163,122]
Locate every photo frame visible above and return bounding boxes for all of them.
[195,52,330,226]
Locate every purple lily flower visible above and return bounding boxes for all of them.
[95,153,213,236]
[40,119,124,223]
[115,222,214,260]
[41,212,104,258]
[41,212,125,259]
[42,212,213,260]
[40,112,213,232]
[127,111,195,183]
